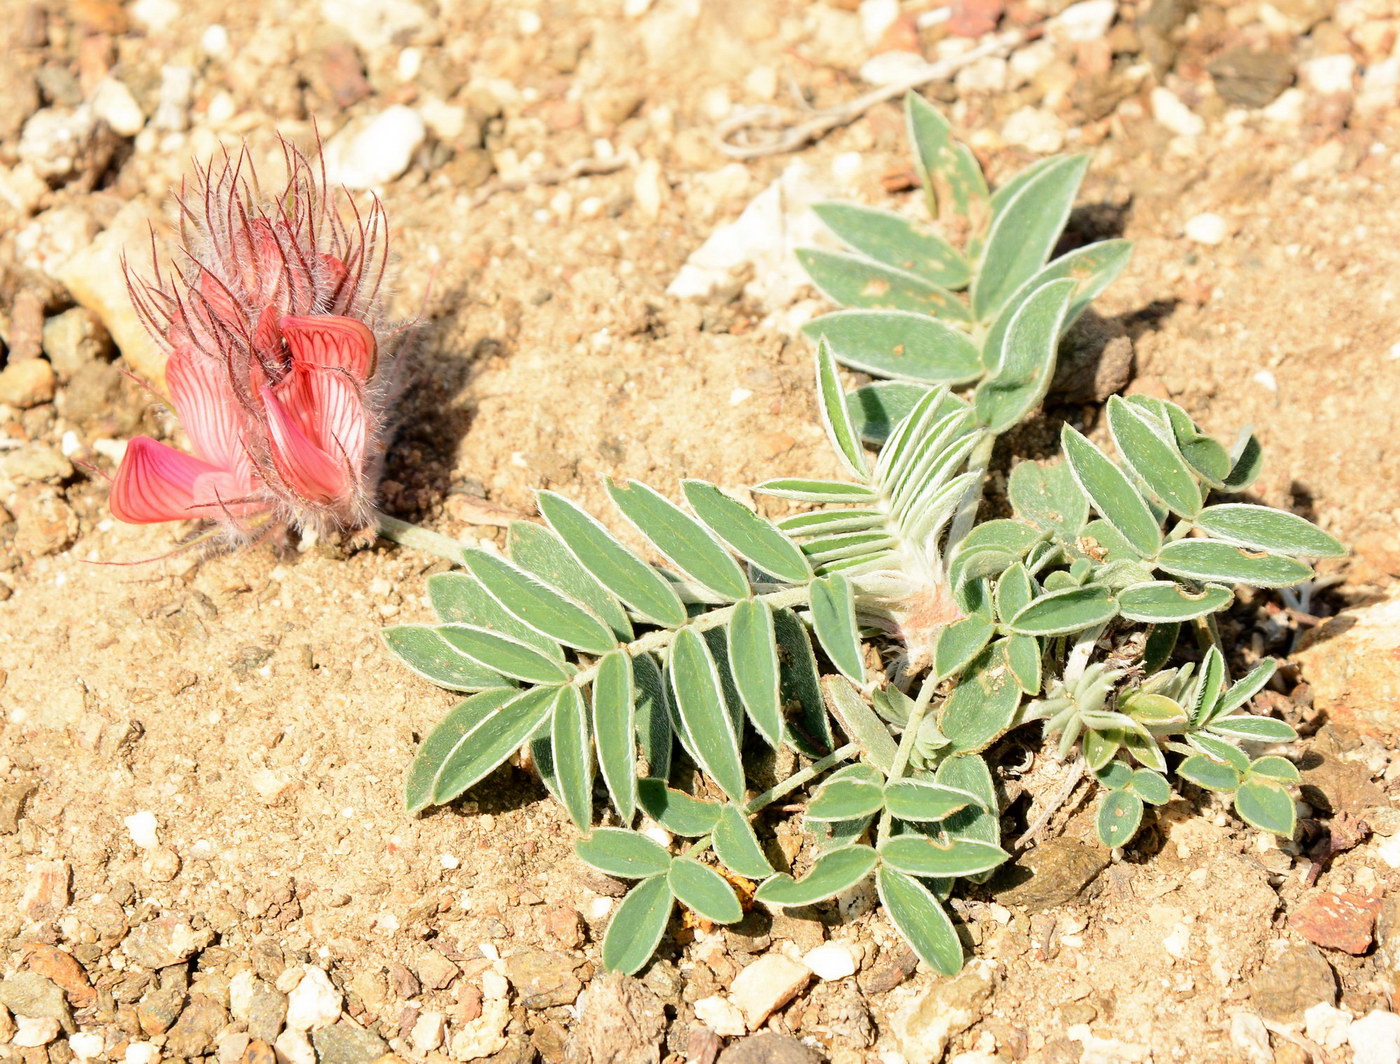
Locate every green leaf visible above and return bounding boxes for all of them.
[1207,715,1297,744]
[753,478,879,504]
[822,675,899,775]
[592,650,638,821]
[383,625,512,693]
[906,92,989,232]
[1177,753,1242,792]
[846,381,938,444]
[798,247,974,320]
[430,686,559,805]
[712,805,774,880]
[876,866,964,976]
[1106,396,1203,518]
[779,508,885,537]
[1122,728,1168,774]
[462,550,618,655]
[682,481,813,584]
[636,778,722,837]
[1156,540,1313,589]
[607,480,750,602]
[812,202,969,288]
[1234,779,1296,837]
[1062,425,1162,557]
[755,844,879,907]
[507,522,634,640]
[879,836,1008,877]
[935,754,1001,852]
[1224,433,1264,491]
[972,154,1090,321]
[975,278,1076,432]
[668,858,743,923]
[982,240,1134,363]
[802,310,983,385]
[994,564,1034,621]
[883,780,980,822]
[809,573,865,683]
[633,654,672,779]
[1128,769,1172,805]
[1006,634,1042,695]
[537,490,688,628]
[1008,459,1090,538]
[1216,659,1278,717]
[1083,729,1122,772]
[602,875,674,975]
[1249,755,1301,783]
[1143,622,1179,673]
[576,828,672,880]
[1122,692,1187,728]
[801,531,897,567]
[405,689,517,813]
[951,520,1043,584]
[815,337,869,478]
[939,640,1022,752]
[1097,790,1145,848]
[933,614,996,680]
[551,686,594,829]
[1188,731,1250,775]
[426,572,564,657]
[726,599,784,748]
[1194,505,1344,559]
[1117,581,1233,623]
[439,625,573,685]
[1009,585,1117,636]
[774,607,834,756]
[806,778,887,822]
[669,628,747,803]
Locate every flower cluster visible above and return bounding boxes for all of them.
[111,141,403,542]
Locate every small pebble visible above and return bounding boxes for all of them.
[13,1015,60,1048]
[1184,212,1228,246]
[323,107,426,190]
[1048,0,1117,43]
[284,966,342,1032]
[89,79,145,137]
[1150,87,1205,137]
[802,942,859,981]
[1300,55,1357,96]
[124,811,159,849]
[124,1042,160,1064]
[693,995,746,1037]
[69,1032,105,1059]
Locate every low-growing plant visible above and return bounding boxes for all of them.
[382,95,1341,976]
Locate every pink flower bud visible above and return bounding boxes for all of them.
[111,140,405,541]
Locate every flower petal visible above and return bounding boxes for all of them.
[110,437,237,524]
[165,346,250,476]
[281,315,377,380]
[260,386,351,503]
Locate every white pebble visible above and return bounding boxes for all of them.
[274,1029,316,1064]
[693,995,746,1037]
[1300,54,1357,96]
[1184,212,1228,246]
[1151,88,1205,138]
[410,1011,445,1053]
[284,965,342,1031]
[859,0,901,45]
[1304,1003,1354,1049]
[124,810,159,849]
[1002,107,1067,154]
[1350,1011,1400,1064]
[124,1043,160,1064]
[729,388,753,406]
[802,942,859,981]
[1252,369,1278,393]
[200,24,229,58]
[322,106,426,190]
[1048,0,1117,43]
[90,79,145,137]
[14,1016,60,1048]
[69,1033,105,1060]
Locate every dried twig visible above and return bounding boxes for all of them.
[470,155,630,208]
[1015,757,1087,850]
[714,29,1027,160]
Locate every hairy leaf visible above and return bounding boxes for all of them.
[383,625,512,693]
[607,480,750,601]
[906,92,989,233]
[809,573,865,683]
[1009,585,1117,636]
[877,866,963,976]
[713,804,774,880]
[405,689,517,813]
[593,650,638,821]
[797,247,973,319]
[668,858,743,923]
[1117,581,1233,623]
[576,828,671,880]
[430,686,559,806]
[551,685,594,830]
[812,201,970,288]
[802,310,982,384]
[439,625,573,684]
[1097,790,1144,848]
[636,778,723,837]
[975,278,1076,432]
[1155,540,1313,589]
[1234,779,1296,837]
[507,522,634,640]
[1106,396,1203,518]
[880,836,1008,877]
[670,628,747,803]
[682,481,813,584]
[463,549,618,654]
[602,875,674,975]
[1193,505,1344,559]
[755,844,879,907]
[1008,459,1090,539]
[538,490,688,627]
[1062,425,1162,557]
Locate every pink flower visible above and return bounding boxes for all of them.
[110,141,403,541]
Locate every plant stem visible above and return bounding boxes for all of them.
[375,512,470,564]
[676,741,860,861]
[744,742,861,815]
[875,668,942,844]
[949,432,996,549]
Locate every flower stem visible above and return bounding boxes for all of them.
[375,512,470,564]
[744,742,861,815]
